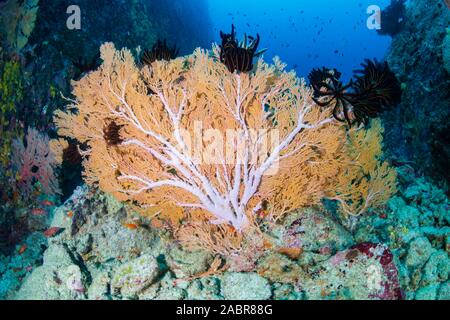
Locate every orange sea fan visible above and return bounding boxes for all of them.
[54,42,397,235]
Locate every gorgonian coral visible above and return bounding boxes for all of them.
[328,119,398,218]
[11,127,61,199]
[308,59,401,126]
[54,43,397,255]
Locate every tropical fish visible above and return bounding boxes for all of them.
[123,223,138,230]
[256,209,269,219]
[18,244,27,255]
[67,210,74,218]
[44,227,63,238]
[41,200,55,207]
[31,208,47,216]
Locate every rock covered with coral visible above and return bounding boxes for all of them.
[354,167,450,300]
[443,29,450,74]
[300,243,402,300]
[383,0,450,186]
[2,163,447,300]
[0,0,39,52]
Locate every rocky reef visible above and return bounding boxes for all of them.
[382,0,450,188]
[1,165,447,300]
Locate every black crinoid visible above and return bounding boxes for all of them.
[103,121,124,146]
[62,142,82,166]
[72,52,101,79]
[219,24,266,73]
[308,59,402,126]
[140,39,180,66]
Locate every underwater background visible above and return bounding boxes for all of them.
[208,0,392,80]
[0,0,449,300]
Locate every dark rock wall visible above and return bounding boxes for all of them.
[20,0,213,131]
[383,0,450,188]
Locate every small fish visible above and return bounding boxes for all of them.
[123,223,138,230]
[103,257,116,264]
[53,273,62,285]
[44,227,63,238]
[31,208,47,216]
[12,191,20,202]
[41,199,55,207]
[319,245,332,255]
[13,267,22,273]
[18,244,27,255]
[25,266,33,272]
[256,209,269,219]
[66,210,74,218]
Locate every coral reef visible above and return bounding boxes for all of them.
[383,0,450,187]
[300,243,402,299]
[220,273,271,300]
[0,0,39,52]
[0,127,60,255]
[443,29,450,74]
[0,59,23,167]
[0,0,447,301]
[354,166,450,299]
[4,166,446,300]
[329,120,397,220]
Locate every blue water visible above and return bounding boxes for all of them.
[207,0,392,81]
